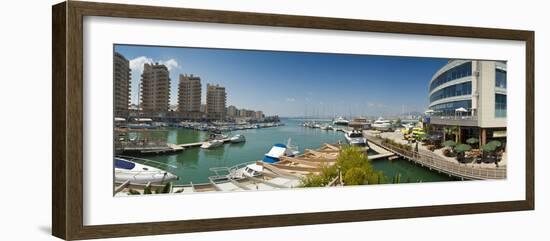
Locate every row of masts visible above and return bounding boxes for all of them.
[302,104,410,120]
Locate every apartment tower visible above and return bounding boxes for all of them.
[140,63,170,112]
[178,74,202,112]
[206,84,227,120]
[113,52,131,116]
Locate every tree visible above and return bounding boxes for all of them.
[343,167,367,185]
[394,118,402,127]
[443,126,457,142]
[413,133,426,152]
[301,146,386,187]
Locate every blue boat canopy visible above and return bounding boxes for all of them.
[115,158,135,170]
[274,143,286,148]
[262,155,279,163]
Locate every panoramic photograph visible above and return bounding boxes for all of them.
[112,45,507,196]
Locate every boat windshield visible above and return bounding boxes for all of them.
[115,158,135,170]
[350,133,363,138]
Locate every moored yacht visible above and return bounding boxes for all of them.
[344,130,367,146]
[201,139,224,149]
[333,116,350,125]
[229,134,246,143]
[372,117,392,131]
[114,157,178,184]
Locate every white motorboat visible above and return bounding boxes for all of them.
[201,139,224,149]
[345,130,367,146]
[372,117,392,131]
[229,134,246,143]
[262,139,300,163]
[114,157,178,184]
[333,116,350,125]
[232,163,264,179]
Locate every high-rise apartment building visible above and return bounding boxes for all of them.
[206,84,226,120]
[178,74,202,112]
[113,52,131,116]
[140,63,170,112]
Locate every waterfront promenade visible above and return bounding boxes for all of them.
[364,132,506,180]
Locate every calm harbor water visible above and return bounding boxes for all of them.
[128,118,456,185]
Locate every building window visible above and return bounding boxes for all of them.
[431,100,472,116]
[496,69,507,89]
[495,94,507,118]
[430,81,472,103]
[430,62,472,91]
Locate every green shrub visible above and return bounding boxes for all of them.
[128,189,141,195]
[300,146,387,187]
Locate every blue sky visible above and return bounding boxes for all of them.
[115,44,448,117]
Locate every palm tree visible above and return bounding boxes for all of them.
[443,126,458,142]
[413,133,426,153]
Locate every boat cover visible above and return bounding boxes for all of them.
[115,158,135,170]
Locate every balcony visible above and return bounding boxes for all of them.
[428,115,478,127]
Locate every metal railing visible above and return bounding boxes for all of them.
[116,155,177,170]
[366,136,506,180]
[429,115,478,121]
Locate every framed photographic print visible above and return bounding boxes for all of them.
[52,1,534,240]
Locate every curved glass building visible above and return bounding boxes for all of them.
[427,60,507,145]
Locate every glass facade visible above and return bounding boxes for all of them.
[496,68,507,88]
[495,94,507,117]
[431,100,472,116]
[430,82,472,103]
[429,62,472,91]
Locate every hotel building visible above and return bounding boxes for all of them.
[140,63,170,113]
[206,84,227,120]
[113,52,131,116]
[427,60,507,146]
[178,74,202,112]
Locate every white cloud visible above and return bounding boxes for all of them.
[160,59,179,71]
[129,56,153,74]
[285,97,296,102]
[129,56,179,73]
[127,56,180,105]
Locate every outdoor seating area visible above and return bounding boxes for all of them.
[370,129,506,168]
[437,138,504,166]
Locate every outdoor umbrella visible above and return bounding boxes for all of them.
[455,107,468,112]
[442,140,457,148]
[481,144,497,152]
[486,140,502,148]
[455,144,472,153]
[466,137,479,145]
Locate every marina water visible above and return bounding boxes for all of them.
[131,118,455,185]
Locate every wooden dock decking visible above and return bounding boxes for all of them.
[177,138,231,148]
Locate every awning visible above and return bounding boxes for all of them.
[493,130,507,138]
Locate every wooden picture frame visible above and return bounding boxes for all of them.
[52,1,534,240]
